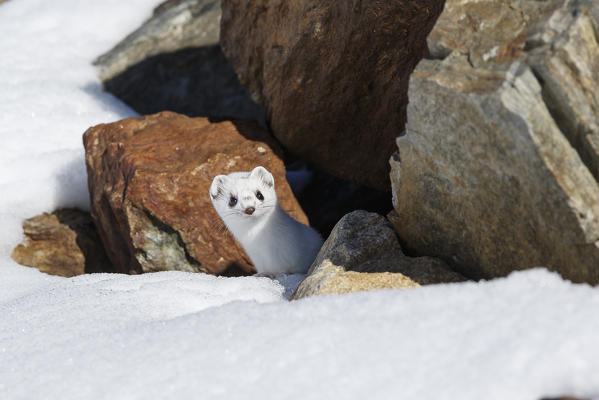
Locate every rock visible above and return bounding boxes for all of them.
[94,0,263,123]
[95,0,220,83]
[152,0,190,15]
[292,211,465,299]
[391,0,599,283]
[11,209,112,277]
[527,2,599,181]
[428,0,599,182]
[83,111,308,276]
[220,0,444,190]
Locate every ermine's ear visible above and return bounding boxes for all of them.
[250,166,274,188]
[210,175,228,200]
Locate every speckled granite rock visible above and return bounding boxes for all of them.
[292,211,464,299]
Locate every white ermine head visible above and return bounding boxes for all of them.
[209,166,277,222]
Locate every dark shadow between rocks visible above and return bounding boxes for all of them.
[224,119,286,161]
[51,155,118,275]
[53,209,114,274]
[292,169,394,238]
[102,45,266,125]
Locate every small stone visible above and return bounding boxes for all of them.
[11,209,112,277]
[292,211,465,299]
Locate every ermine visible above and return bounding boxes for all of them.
[209,166,323,275]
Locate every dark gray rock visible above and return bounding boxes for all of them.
[94,0,264,123]
[293,211,465,299]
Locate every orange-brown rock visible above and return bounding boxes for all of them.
[11,209,112,277]
[83,111,308,275]
[220,0,444,190]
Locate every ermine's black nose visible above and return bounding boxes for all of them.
[245,207,255,215]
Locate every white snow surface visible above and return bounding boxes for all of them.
[0,0,153,255]
[1,1,599,399]
[2,269,599,400]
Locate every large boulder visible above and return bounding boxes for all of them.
[220,0,444,190]
[83,111,308,275]
[11,209,112,277]
[293,211,465,299]
[390,0,599,283]
[94,0,263,123]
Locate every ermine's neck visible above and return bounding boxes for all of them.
[229,204,283,240]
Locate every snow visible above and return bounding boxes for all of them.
[2,269,599,400]
[0,0,154,255]
[1,0,599,399]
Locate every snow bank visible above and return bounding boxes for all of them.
[0,0,158,255]
[1,1,599,399]
[1,269,599,400]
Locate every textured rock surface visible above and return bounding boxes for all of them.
[391,0,599,283]
[94,0,263,122]
[220,0,444,190]
[293,211,464,299]
[95,0,220,81]
[84,111,308,275]
[11,209,112,277]
[428,0,599,181]
[528,2,599,181]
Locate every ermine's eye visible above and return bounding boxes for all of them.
[256,191,264,201]
[228,196,237,207]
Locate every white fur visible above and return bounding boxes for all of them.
[210,166,323,275]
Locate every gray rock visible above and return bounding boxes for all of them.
[426,0,599,180]
[292,211,465,299]
[94,0,264,122]
[527,1,599,180]
[390,0,599,283]
[95,0,221,82]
